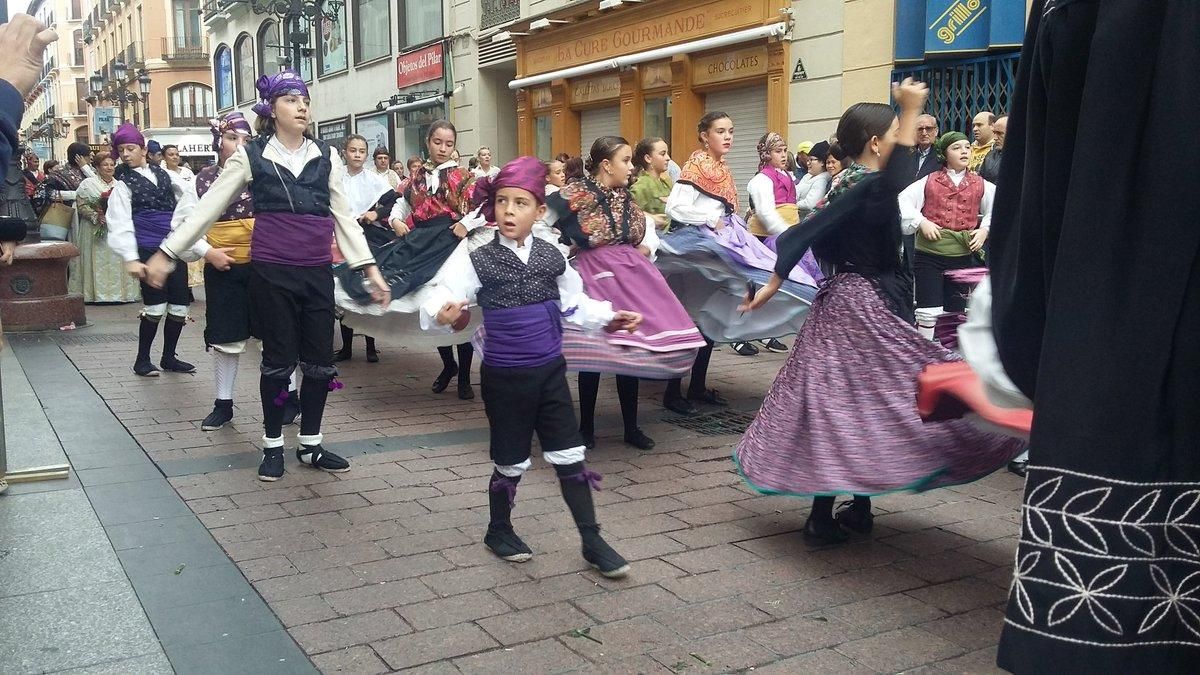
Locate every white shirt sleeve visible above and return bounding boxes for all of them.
[389,194,413,224]
[160,149,253,260]
[639,215,660,260]
[328,152,375,269]
[105,181,139,263]
[169,179,210,261]
[796,173,830,212]
[665,182,721,227]
[459,205,488,232]
[558,261,616,333]
[958,276,1033,411]
[979,179,996,230]
[418,256,481,333]
[747,173,790,236]
[898,176,930,236]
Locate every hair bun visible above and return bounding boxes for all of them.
[583,156,596,174]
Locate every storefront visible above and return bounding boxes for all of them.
[148,130,219,172]
[389,41,451,162]
[509,0,788,204]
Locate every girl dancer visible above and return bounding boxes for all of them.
[735,80,1023,543]
[545,136,705,450]
[656,113,818,414]
[746,132,799,241]
[170,113,301,432]
[423,156,639,576]
[341,121,483,399]
[105,123,196,377]
[146,71,389,481]
[629,137,672,229]
[897,131,994,338]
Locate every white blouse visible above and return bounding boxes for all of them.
[664,182,727,227]
[746,169,793,236]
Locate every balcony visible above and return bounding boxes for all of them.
[162,36,208,63]
[125,42,144,69]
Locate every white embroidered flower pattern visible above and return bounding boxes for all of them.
[1046,552,1126,635]
[1140,567,1200,638]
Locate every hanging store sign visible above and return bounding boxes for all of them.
[691,46,767,87]
[895,0,1027,62]
[571,74,621,105]
[396,43,445,89]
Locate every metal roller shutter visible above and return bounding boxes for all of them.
[579,106,621,157]
[703,86,768,214]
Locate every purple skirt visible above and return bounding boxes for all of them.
[734,273,1025,496]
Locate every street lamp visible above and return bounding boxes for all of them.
[87,63,152,131]
[241,0,345,74]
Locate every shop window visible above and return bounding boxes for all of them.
[257,20,285,76]
[398,105,444,161]
[354,0,390,63]
[643,98,672,148]
[399,0,442,49]
[169,83,215,127]
[234,34,255,104]
[534,115,552,161]
[214,44,234,110]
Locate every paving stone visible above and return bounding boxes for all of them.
[352,551,457,583]
[286,542,389,573]
[653,597,773,640]
[420,563,531,597]
[454,638,586,674]
[398,590,511,630]
[661,543,761,574]
[240,555,300,582]
[289,609,411,654]
[824,592,948,634]
[271,595,339,628]
[934,645,1004,674]
[752,648,875,674]
[372,623,499,671]
[556,616,683,663]
[493,572,607,610]
[648,631,779,673]
[255,566,367,603]
[905,578,1010,615]
[310,645,390,674]
[918,607,1007,651]
[222,533,325,562]
[380,530,474,557]
[576,584,685,623]
[322,578,435,614]
[893,549,997,585]
[478,601,593,646]
[835,626,965,673]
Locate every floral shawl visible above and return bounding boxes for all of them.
[550,178,646,249]
[677,149,739,213]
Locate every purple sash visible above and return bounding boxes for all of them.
[481,300,562,368]
[133,210,174,249]
[251,211,334,266]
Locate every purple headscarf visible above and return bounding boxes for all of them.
[210,112,253,152]
[110,121,145,157]
[471,156,546,223]
[251,70,309,119]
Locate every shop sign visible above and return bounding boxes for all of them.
[640,61,672,90]
[481,0,520,30]
[524,0,766,75]
[895,0,1026,61]
[150,133,217,155]
[691,46,767,87]
[93,106,116,137]
[571,74,621,105]
[531,86,553,110]
[396,42,445,89]
[318,117,350,150]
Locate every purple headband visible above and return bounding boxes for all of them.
[251,70,309,119]
[471,156,546,223]
[110,122,145,157]
[210,113,252,152]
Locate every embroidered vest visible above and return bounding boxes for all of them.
[196,164,254,221]
[244,136,332,216]
[115,163,177,213]
[470,235,565,310]
[921,171,984,232]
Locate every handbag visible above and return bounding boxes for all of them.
[39,195,75,242]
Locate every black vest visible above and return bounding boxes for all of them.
[244,135,332,215]
[114,163,177,212]
[470,235,564,310]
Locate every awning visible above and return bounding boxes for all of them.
[508,22,788,90]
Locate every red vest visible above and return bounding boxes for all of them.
[921,170,984,232]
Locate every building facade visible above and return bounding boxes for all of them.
[20,0,89,162]
[82,0,215,168]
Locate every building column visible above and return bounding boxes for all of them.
[549,79,579,159]
[766,39,789,136]
[516,89,533,156]
[619,68,643,145]
[669,55,703,158]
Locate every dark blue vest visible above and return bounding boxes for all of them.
[244,135,332,216]
[470,235,564,310]
[114,163,177,212]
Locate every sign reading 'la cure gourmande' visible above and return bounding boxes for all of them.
[396,43,445,89]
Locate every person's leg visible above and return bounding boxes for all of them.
[249,265,301,481]
[576,372,600,448]
[134,304,163,377]
[942,254,976,314]
[804,496,848,544]
[433,346,457,393]
[456,342,475,400]
[914,251,946,339]
[617,375,653,449]
[480,362,536,562]
[687,337,727,405]
[202,344,242,431]
[836,494,875,534]
[365,335,378,362]
[663,377,696,415]
[335,320,354,361]
[295,267,348,473]
[160,263,195,373]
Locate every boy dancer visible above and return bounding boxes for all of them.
[422,157,640,577]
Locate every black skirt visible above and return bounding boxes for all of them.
[337,215,460,304]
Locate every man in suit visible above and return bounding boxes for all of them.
[913,114,942,181]
[979,114,1007,183]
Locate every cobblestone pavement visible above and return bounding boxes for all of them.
[62,303,1020,673]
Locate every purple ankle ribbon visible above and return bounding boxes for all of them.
[564,469,603,492]
[328,378,344,392]
[272,387,289,407]
[489,474,520,508]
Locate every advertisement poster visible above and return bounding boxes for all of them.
[355,112,391,156]
[318,6,347,75]
[318,117,350,152]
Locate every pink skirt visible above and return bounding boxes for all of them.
[734,273,1025,496]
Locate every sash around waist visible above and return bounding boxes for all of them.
[207,217,254,264]
[480,300,563,368]
[133,209,174,249]
[251,211,334,267]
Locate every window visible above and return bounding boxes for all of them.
[354,0,390,64]
[75,78,88,116]
[214,44,234,110]
[234,35,254,104]
[173,0,202,46]
[70,0,82,20]
[399,0,442,49]
[73,30,84,66]
[75,126,88,144]
[317,4,347,76]
[257,21,285,76]
[534,115,552,161]
[169,83,215,127]
[286,17,313,82]
[643,98,672,147]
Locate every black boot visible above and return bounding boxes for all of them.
[835,495,874,534]
[556,463,629,578]
[334,322,354,362]
[201,399,234,431]
[160,317,196,373]
[432,346,456,393]
[484,471,532,562]
[662,378,696,415]
[617,375,654,450]
[365,336,379,363]
[133,316,160,377]
[804,496,849,544]
[456,343,475,400]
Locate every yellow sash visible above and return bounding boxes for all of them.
[747,203,800,237]
[206,218,255,264]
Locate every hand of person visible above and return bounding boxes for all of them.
[361,210,378,224]
[364,266,391,307]
[0,15,58,98]
[436,300,469,329]
[737,274,784,313]
[390,219,410,237]
[203,247,236,272]
[143,252,176,288]
[606,310,642,333]
[637,244,652,258]
[451,221,468,239]
[125,260,149,281]
[651,213,669,228]
[919,220,942,242]
[0,241,16,266]
[969,228,989,252]
[892,77,929,113]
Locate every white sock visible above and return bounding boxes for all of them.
[213,351,239,400]
[288,369,299,393]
